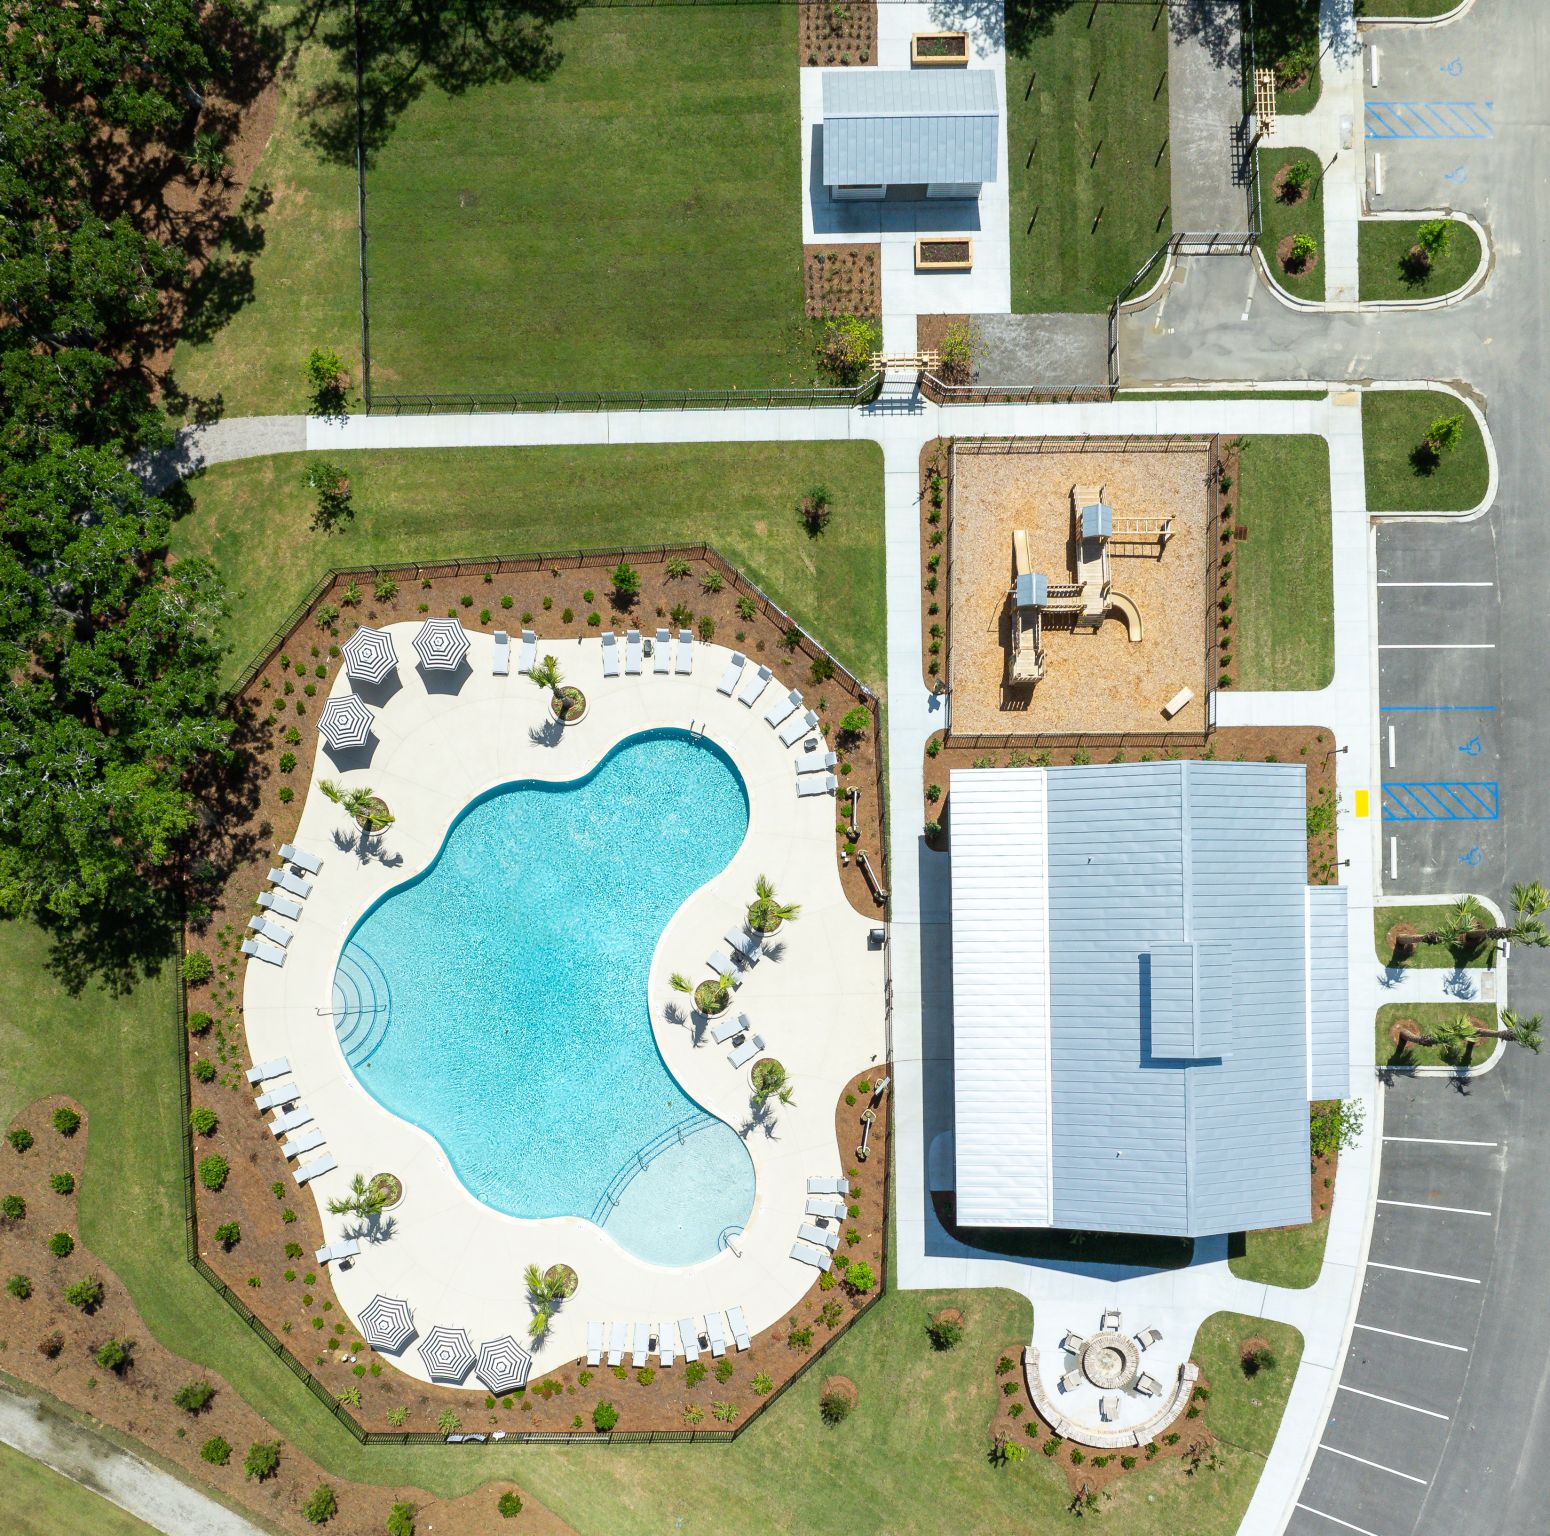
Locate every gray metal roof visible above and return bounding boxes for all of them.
[950,761,1347,1239]
[1014,571,1047,609]
[1081,502,1114,539]
[1308,884,1351,1099]
[821,69,999,188]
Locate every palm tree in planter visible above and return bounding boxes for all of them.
[747,875,801,936]
[671,970,736,1017]
[523,1262,578,1339]
[750,1057,795,1109]
[320,779,395,832]
[1394,1009,1543,1062]
[529,654,585,723]
[327,1173,394,1220]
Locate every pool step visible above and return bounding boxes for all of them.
[589,1111,718,1228]
[332,946,393,1067]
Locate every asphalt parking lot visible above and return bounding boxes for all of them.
[1287,1074,1506,1536]
[1375,520,1502,895]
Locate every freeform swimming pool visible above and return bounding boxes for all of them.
[331,728,756,1267]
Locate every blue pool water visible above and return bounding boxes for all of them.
[332,728,756,1267]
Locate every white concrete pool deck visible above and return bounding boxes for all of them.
[240,626,886,1386]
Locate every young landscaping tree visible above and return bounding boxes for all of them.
[1417,218,1453,261]
[1399,1009,1543,1060]
[63,1277,104,1312]
[319,780,396,833]
[528,654,569,714]
[925,1315,965,1351]
[523,1262,574,1338]
[838,705,871,745]
[1286,233,1318,272]
[214,1221,241,1250]
[820,1388,852,1425]
[305,349,347,415]
[747,874,800,934]
[326,1173,390,1221]
[610,561,640,603]
[817,315,881,386]
[1308,1099,1365,1160]
[95,1338,131,1373]
[1424,413,1465,458]
[937,320,974,384]
[1280,159,1314,201]
[799,484,833,535]
[750,1058,795,1110]
[305,460,354,531]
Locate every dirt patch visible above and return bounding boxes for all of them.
[1271,164,1310,205]
[804,244,881,320]
[916,314,973,384]
[1276,234,1320,278]
[0,1099,571,1535]
[821,1374,858,1407]
[933,1307,964,1328]
[800,0,877,66]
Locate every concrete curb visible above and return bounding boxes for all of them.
[1363,380,1498,521]
[1352,210,1492,310]
[1360,0,1477,27]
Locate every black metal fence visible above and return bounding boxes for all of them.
[364,380,882,415]
[945,730,1215,753]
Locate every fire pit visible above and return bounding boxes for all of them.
[1079,1331,1140,1391]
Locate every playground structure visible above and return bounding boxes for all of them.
[1006,485,1169,688]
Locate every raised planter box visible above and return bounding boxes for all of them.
[915,238,973,272]
[911,31,969,66]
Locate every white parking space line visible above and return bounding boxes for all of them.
[1368,1260,1480,1285]
[1295,1506,1383,1536]
[1339,1383,1449,1420]
[1354,1322,1468,1352]
[1376,580,1494,588]
[1378,643,1496,650]
[1320,1444,1429,1486]
[1390,836,1397,880]
[1387,723,1395,767]
[1383,1136,1498,1148]
[1377,1197,1492,1217]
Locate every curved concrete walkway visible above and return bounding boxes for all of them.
[0,1382,266,1536]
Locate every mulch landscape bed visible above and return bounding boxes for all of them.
[800,0,877,66]
[804,244,881,320]
[919,441,951,691]
[1,1100,571,1536]
[922,726,1340,881]
[1216,438,1239,689]
[1276,234,1320,279]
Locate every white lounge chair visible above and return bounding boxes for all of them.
[625,629,643,675]
[493,631,510,675]
[257,890,303,921]
[779,709,819,749]
[790,1242,831,1272]
[717,652,746,696]
[586,1321,603,1367]
[241,936,286,966]
[281,1128,325,1160]
[805,1198,845,1221]
[727,1306,751,1352]
[294,1153,336,1186]
[280,843,323,875]
[704,1312,727,1358]
[653,627,672,675]
[796,751,838,775]
[738,664,772,707]
[254,1082,299,1112]
[517,630,537,674]
[631,1322,652,1367]
[315,1238,360,1265]
[796,774,837,799]
[601,632,621,678]
[677,1318,701,1364]
[763,688,801,729]
[798,1222,839,1252]
[727,1033,764,1070]
[675,629,693,674]
[268,867,311,900]
[706,950,742,983]
[268,1106,313,1137]
[807,1176,849,1197]
[247,915,292,949]
[607,1321,628,1366]
[710,1012,747,1045]
[724,928,761,964]
[245,1057,290,1085]
[658,1321,677,1367]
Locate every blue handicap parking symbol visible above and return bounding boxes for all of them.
[1441,56,1463,78]
[1459,735,1482,756]
[1459,846,1483,868]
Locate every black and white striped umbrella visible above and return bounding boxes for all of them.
[412,618,470,671]
[475,1335,532,1394]
[341,626,399,684]
[417,1325,476,1383]
[317,693,375,750]
[358,1294,416,1354]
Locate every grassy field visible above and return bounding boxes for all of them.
[171,443,887,689]
[1363,390,1489,512]
[1257,149,1325,302]
[1374,903,1494,970]
[0,1441,164,1536]
[1117,390,1329,402]
[1358,218,1482,301]
[1365,0,1459,14]
[1233,436,1334,690]
[1377,1002,1498,1069]
[1005,3,1171,313]
[365,8,804,395]
[1229,1215,1328,1290]
[1191,1316,1303,1453]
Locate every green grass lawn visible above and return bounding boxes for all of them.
[1005,3,1171,313]
[1251,0,1321,115]
[1358,218,1482,301]
[1232,436,1334,690]
[0,1441,165,1536]
[1229,1215,1328,1290]
[1117,390,1329,402]
[1374,903,1494,970]
[1365,0,1459,13]
[1363,390,1489,512]
[1257,150,1325,301]
[1377,1002,1498,1069]
[364,7,805,395]
[172,443,886,689]
[1190,1315,1303,1453]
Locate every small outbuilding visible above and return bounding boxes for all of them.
[820,69,999,201]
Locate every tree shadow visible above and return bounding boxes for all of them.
[1167,0,1243,72]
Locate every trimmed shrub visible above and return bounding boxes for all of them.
[387,1503,416,1536]
[6,1274,31,1299]
[244,1440,281,1481]
[95,1338,131,1373]
[198,1155,230,1191]
[192,1060,216,1084]
[186,1011,213,1036]
[592,1400,619,1432]
[51,1107,81,1137]
[214,1222,241,1250]
[201,1436,231,1466]
[7,1128,33,1154]
[189,1106,217,1136]
[47,1231,73,1258]
[844,1261,876,1294]
[820,1389,851,1425]
[50,1172,74,1195]
[174,1380,215,1415]
[63,1276,104,1312]
[303,1485,336,1524]
[497,1492,523,1518]
[181,952,213,984]
[925,1316,964,1351]
[1,1194,23,1220]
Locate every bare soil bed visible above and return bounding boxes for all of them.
[804,244,881,319]
[800,0,877,66]
[0,1099,571,1535]
[941,439,1216,734]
